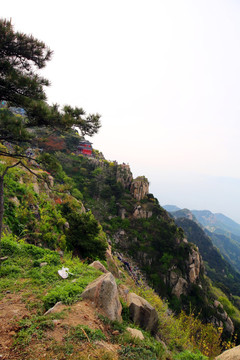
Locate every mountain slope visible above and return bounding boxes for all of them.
[174,217,240,296]
[191,210,240,238]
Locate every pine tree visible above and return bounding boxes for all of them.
[0,19,101,247]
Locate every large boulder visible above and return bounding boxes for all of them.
[215,345,240,360]
[81,272,122,322]
[89,261,108,273]
[127,292,158,334]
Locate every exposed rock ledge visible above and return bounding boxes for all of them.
[130,176,149,201]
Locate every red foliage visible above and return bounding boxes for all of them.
[44,136,65,151]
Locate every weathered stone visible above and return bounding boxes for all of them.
[133,205,153,219]
[211,300,234,336]
[64,222,69,229]
[119,208,126,219]
[40,262,48,267]
[215,345,240,359]
[116,164,133,189]
[44,301,62,315]
[172,277,188,298]
[9,196,20,206]
[127,292,158,334]
[106,246,120,278]
[52,319,61,326]
[126,327,144,340]
[81,272,122,322]
[225,316,234,335]
[89,261,108,274]
[112,330,120,335]
[130,177,149,201]
[118,284,130,302]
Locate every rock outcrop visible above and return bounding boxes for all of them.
[215,345,240,360]
[81,272,122,322]
[188,248,202,283]
[130,176,149,201]
[89,261,108,273]
[212,301,234,335]
[116,164,133,189]
[106,246,121,278]
[133,205,153,219]
[166,245,204,298]
[127,292,158,334]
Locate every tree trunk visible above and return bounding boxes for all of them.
[0,175,4,258]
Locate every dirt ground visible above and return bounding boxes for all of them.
[0,292,119,360]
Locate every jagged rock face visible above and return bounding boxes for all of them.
[171,276,188,298]
[130,177,149,201]
[133,205,152,219]
[106,246,121,278]
[166,246,204,298]
[127,292,158,334]
[116,164,133,189]
[188,248,202,283]
[212,300,234,336]
[81,272,122,322]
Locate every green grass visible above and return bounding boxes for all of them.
[0,234,102,311]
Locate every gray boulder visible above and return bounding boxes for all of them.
[127,292,158,334]
[81,272,122,322]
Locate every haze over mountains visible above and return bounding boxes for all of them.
[164,205,240,275]
[163,205,240,237]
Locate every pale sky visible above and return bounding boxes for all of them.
[2,0,240,222]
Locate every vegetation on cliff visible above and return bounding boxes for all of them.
[1,18,240,360]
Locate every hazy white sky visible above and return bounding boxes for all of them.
[2,0,240,222]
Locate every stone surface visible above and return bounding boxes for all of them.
[130,177,149,201]
[119,208,126,219]
[105,246,120,278]
[133,205,152,219]
[188,249,201,283]
[126,327,144,340]
[116,164,133,189]
[127,292,158,334]
[215,345,240,360]
[172,277,188,298]
[89,261,108,274]
[212,300,234,335]
[81,272,122,322]
[44,302,62,315]
[40,262,48,267]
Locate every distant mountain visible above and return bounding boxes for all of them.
[205,230,240,274]
[191,210,240,238]
[169,208,198,222]
[163,205,181,212]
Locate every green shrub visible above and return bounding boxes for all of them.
[0,264,21,278]
[65,325,106,342]
[1,234,20,256]
[61,203,107,259]
[173,350,208,360]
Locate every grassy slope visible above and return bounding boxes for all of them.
[1,234,220,360]
[0,136,236,359]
